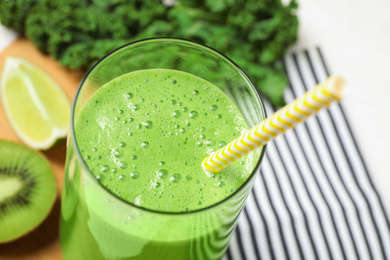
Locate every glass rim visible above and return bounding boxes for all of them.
[70,37,267,215]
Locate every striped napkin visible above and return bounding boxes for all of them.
[225,48,390,260]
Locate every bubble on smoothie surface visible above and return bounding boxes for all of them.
[189,111,198,119]
[157,169,169,179]
[170,173,182,183]
[218,182,226,188]
[210,105,218,111]
[218,141,227,147]
[206,139,216,146]
[113,149,123,158]
[143,121,153,129]
[124,93,133,99]
[101,165,110,172]
[118,161,128,169]
[130,171,140,179]
[172,110,181,118]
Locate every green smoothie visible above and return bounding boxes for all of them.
[60,69,260,260]
[75,69,254,212]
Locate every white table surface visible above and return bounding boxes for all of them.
[1,0,389,213]
[292,0,390,214]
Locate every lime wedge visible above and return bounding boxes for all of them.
[1,56,70,150]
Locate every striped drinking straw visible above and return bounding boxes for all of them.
[201,76,346,173]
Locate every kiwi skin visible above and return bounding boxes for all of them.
[0,140,57,244]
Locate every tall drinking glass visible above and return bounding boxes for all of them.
[60,38,266,260]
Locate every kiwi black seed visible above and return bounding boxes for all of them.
[0,140,57,243]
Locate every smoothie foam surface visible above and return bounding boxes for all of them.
[75,69,257,212]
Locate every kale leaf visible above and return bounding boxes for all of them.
[0,0,298,106]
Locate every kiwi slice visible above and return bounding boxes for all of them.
[0,140,57,243]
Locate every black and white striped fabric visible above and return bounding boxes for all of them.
[225,48,390,260]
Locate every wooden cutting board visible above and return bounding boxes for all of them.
[0,38,84,260]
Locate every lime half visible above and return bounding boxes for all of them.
[1,56,70,150]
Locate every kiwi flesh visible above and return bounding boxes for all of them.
[0,140,57,243]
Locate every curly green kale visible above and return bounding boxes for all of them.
[25,0,166,62]
[161,0,298,105]
[0,0,298,106]
[0,0,37,32]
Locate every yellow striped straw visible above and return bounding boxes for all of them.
[202,76,345,173]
